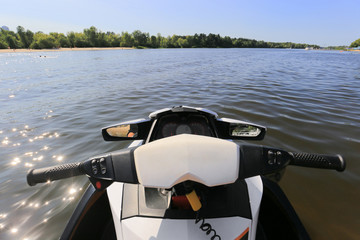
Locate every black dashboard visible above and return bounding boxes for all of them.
[150,113,214,141]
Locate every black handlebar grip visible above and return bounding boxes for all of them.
[27,162,84,186]
[290,152,345,172]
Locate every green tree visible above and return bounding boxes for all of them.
[159,35,168,48]
[185,35,194,47]
[132,30,148,47]
[232,38,244,48]
[0,39,8,49]
[120,32,134,47]
[177,38,189,48]
[84,26,98,47]
[6,34,20,48]
[256,40,268,48]
[17,26,33,48]
[97,32,109,47]
[222,36,233,48]
[350,38,360,48]
[0,29,21,48]
[148,35,158,48]
[198,33,207,47]
[25,30,34,47]
[0,29,9,48]
[74,32,88,47]
[67,31,76,47]
[206,33,220,48]
[192,34,200,47]
[107,32,121,47]
[50,32,70,47]
[30,32,56,49]
[169,34,179,48]
[156,33,163,47]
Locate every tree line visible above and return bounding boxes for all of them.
[1,26,320,49]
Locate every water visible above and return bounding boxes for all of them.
[0,48,359,239]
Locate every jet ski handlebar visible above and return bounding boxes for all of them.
[237,145,345,180]
[27,143,345,187]
[27,162,85,186]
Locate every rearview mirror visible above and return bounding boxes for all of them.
[230,124,262,137]
[102,119,152,141]
[106,124,138,138]
[215,118,266,140]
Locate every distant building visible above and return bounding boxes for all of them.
[1,26,10,31]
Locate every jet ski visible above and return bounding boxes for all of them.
[26,106,345,240]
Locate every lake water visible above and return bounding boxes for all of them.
[0,48,359,239]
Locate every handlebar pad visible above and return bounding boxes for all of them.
[27,162,84,186]
[289,153,345,172]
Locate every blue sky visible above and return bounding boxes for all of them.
[1,0,359,46]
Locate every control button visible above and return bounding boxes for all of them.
[99,158,107,174]
[91,159,98,175]
[276,151,282,165]
[268,150,275,165]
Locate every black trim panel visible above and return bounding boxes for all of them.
[60,185,116,240]
[259,177,310,240]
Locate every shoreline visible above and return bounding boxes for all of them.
[1,47,359,54]
[0,47,133,53]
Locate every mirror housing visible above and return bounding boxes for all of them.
[106,124,138,138]
[102,119,153,141]
[215,118,266,140]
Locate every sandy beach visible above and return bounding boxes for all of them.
[0,47,133,53]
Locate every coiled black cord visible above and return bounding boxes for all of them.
[195,211,221,240]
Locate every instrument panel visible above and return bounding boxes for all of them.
[152,114,213,140]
